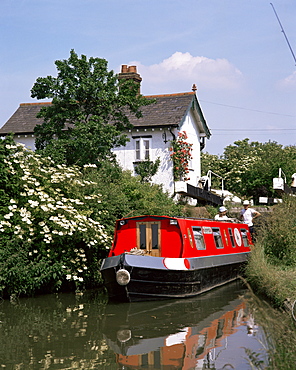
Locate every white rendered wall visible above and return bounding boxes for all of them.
[13,135,36,151]
[178,109,202,187]
[112,127,175,195]
[113,109,204,196]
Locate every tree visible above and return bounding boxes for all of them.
[83,162,184,235]
[222,138,262,197]
[201,138,296,201]
[134,157,161,182]
[31,49,152,167]
[199,151,224,189]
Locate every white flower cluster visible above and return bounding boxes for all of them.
[0,143,112,283]
[83,163,97,168]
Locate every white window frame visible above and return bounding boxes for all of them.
[134,138,151,161]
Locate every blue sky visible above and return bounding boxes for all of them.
[1,0,295,155]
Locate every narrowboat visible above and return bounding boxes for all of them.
[100,215,252,302]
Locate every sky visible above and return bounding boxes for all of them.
[1,0,295,155]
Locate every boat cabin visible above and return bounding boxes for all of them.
[108,215,252,259]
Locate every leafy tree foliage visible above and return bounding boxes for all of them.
[83,161,184,237]
[31,49,152,167]
[134,157,161,182]
[201,138,296,201]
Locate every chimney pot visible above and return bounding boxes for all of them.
[121,65,128,73]
[118,64,142,94]
[128,65,137,73]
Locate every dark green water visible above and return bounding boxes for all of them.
[0,281,268,369]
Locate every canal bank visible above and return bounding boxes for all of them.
[244,196,296,308]
[243,195,296,369]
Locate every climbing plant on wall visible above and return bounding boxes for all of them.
[170,131,193,181]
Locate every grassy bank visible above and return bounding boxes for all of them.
[246,243,296,307]
[244,195,296,369]
[245,195,296,307]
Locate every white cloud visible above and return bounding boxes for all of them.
[128,52,244,94]
[278,71,296,88]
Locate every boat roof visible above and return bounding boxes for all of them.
[118,215,240,224]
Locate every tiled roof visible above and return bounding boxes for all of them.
[128,92,195,127]
[0,92,210,136]
[0,102,50,135]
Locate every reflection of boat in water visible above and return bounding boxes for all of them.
[102,281,248,369]
[100,215,252,302]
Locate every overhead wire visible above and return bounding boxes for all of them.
[199,99,295,118]
[270,3,296,66]
[212,128,296,131]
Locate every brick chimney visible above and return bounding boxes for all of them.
[118,65,142,93]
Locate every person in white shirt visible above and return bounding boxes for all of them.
[239,200,261,240]
[214,206,229,220]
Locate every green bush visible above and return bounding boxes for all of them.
[0,137,110,297]
[84,161,184,236]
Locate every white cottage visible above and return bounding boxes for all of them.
[0,66,222,204]
[113,91,211,196]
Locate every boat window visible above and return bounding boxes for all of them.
[228,228,236,247]
[139,224,146,249]
[212,227,223,249]
[151,223,159,249]
[216,319,225,339]
[137,221,161,257]
[192,226,206,250]
[240,228,249,247]
[195,334,206,356]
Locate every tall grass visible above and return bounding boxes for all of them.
[246,195,296,306]
[245,195,296,369]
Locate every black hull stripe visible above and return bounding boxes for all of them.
[127,277,239,300]
[129,278,201,285]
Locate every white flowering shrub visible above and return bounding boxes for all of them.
[0,136,111,297]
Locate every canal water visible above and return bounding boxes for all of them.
[0,281,269,369]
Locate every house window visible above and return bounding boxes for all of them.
[134,138,151,161]
[192,226,206,250]
[135,140,141,160]
[143,139,150,159]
